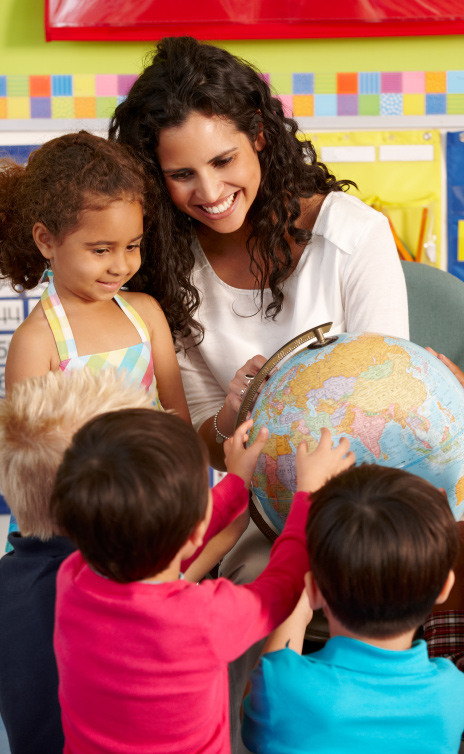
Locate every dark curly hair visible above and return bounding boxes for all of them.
[109,36,355,345]
[0,131,147,291]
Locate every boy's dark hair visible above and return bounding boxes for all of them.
[306,464,459,638]
[50,409,210,583]
[0,130,147,291]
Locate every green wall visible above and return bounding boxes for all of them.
[2,0,464,76]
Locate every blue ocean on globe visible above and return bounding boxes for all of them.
[249,332,464,534]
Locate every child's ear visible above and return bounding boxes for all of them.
[304,571,326,611]
[182,492,213,556]
[32,222,55,260]
[435,570,456,605]
[189,520,208,550]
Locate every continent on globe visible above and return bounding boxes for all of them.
[248,332,464,536]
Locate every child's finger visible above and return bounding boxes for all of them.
[340,450,356,471]
[318,427,333,449]
[229,420,253,449]
[248,426,269,456]
[296,440,309,460]
[234,418,253,441]
[335,436,351,456]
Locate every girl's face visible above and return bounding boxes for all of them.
[157,111,264,235]
[34,199,143,304]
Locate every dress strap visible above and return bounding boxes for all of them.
[40,276,78,361]
[114,294,150,342]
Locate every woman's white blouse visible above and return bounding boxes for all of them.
[177,191,409,430]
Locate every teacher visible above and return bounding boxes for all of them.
[110,35,409,753]
[109,36,409,467]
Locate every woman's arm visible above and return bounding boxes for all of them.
[197,355,267,469]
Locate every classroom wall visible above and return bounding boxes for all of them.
[0,2,462,516]
[3,0,464,76]
[1,2,463,273]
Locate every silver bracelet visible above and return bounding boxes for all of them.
[213,404,230,444]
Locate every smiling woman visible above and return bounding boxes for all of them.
[158,112,264,236]
[110,35,409,464]
[110,37,409,754]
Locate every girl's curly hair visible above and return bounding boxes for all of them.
[0,131,147,291]
[109,36,355,344]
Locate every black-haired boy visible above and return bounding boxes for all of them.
[243,464,464,754]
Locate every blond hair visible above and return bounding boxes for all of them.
[0,369,157,539]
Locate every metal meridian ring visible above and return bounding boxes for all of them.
[235,322,336,429]
[237,322,337,543]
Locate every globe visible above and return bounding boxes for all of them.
[247,331,464,536]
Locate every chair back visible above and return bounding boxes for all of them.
[401,260,464,371]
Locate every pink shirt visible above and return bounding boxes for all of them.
[181,473,249,571]
[54,476,310,754]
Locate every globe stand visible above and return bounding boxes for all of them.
[236,322,337,428]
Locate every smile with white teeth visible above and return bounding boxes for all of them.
[201,192,236,215]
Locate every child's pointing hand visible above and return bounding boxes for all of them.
[296,427,355,494]
[224,419,269,489]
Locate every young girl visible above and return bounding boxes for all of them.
[0,131,189,422]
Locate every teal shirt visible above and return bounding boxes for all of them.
[242,637,464,754]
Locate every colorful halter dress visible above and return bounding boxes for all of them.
[41,276,162,407]
[6,277,162,545]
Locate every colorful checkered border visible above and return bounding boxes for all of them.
[2,71,464,119]
[0,73,137,120]
[287,70,464,117]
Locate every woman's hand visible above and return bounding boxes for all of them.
[225,355,267,416]
[425,347,464,390]
[203,354,267,470]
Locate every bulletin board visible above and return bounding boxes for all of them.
[0,141,43,401]
[0,277,44,517]
[0,142,43,515]
[45,0,464,40]
[446,132,464,282]
[309,129,443,268]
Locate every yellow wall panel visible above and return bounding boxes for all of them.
[309,130,442,267]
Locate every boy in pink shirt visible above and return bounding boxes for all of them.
[51,412,352,754]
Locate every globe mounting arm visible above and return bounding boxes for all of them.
[236,322,337,428]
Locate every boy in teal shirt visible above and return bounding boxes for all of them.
[242,464,464,754]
